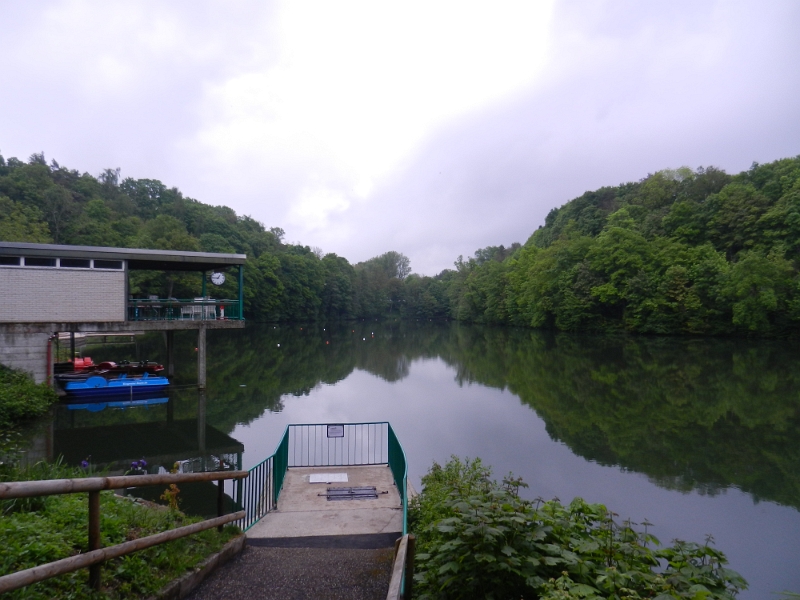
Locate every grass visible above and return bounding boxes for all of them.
[0,459,241,599]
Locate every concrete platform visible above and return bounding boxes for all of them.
[247,466,403,539]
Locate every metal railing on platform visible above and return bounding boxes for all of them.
[237,422,408,534]
[127,298,242,321]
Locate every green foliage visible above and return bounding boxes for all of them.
[411,457,747,600]
[5,148,800,333]
[459,157,800,336]
[0,459,239,599]
[0,365,58,429]
[0,150,433,322]
[0,195,52,242]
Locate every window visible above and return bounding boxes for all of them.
[93,260,123,270]
[0,256,21,266]
[24,257,56,267]
[60,258,91,268]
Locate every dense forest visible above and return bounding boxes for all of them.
[2,151,800,335]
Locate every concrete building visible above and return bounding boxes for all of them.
[0,241,247,388]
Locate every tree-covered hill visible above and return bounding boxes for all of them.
[0,152,425,321]
[450,156,800,335]
[3,150,800,334]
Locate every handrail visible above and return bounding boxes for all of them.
[388,423,408,535]
[238,422,408,535]
[386,534,416,600]
[0,470,248,499]
[0,470,249,593]
[127,298,243,321]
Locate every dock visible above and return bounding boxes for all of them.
[187,423,414,599]
[247,465,404,544]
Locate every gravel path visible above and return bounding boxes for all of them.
[186,545,394,600]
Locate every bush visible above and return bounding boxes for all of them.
[0,365,58,428]
[410,457,747,599]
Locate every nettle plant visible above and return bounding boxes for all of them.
[409,457,746,600]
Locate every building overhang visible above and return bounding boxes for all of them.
[0,242,247,272]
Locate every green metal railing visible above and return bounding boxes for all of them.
[237,422,408,533]
[127,298,242,322]
[388,423,409,535]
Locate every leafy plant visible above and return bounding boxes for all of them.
[160,462,181,510]
[410,457,747,599]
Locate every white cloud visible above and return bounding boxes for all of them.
[183,0,556,229]
[0,0,797,274]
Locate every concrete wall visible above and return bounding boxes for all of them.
[0,267,125,323]
[0,330,50,383]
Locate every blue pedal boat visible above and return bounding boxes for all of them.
[63,372,170,398]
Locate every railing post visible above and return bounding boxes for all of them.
[217,479,224,532]
[88,490,101,590]
[238,265,244,320]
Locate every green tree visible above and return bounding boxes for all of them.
[723,250,796,333]
[0,195,52,242]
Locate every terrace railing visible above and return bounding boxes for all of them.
[237,422,408,534]
[127,298,242,322]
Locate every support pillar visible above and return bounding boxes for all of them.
[166,330,175,378]
[197,325,207,390]
[69,331,75,362]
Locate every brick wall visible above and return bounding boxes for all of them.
[0,268,125,323]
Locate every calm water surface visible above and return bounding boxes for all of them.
[40,322,800,597]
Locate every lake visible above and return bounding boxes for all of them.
[32,321,800,598]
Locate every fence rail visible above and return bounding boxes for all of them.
[237,422,408,535]
[0,470,248,593]
[127,298,242,322]
[287,422,389,467]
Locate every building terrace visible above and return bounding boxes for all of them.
[0,241,247,387]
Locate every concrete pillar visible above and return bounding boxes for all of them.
[0,330,52,384]
[197,325,207,390]
[166,330,175,377]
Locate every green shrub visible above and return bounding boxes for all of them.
[410,457,747,599]
[0,365,58,428]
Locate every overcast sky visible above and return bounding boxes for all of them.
[1,1,798,274]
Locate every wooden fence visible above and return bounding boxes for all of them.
[0,470,248,594]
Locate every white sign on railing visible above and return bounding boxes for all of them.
[326,424,345,438]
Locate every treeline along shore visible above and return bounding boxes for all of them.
[3,151,800,336]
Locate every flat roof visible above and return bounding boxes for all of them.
[0,241,246,271]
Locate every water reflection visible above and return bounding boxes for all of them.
[107,321,800,512]
[32,321,800,597]
[50,390,243,516]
